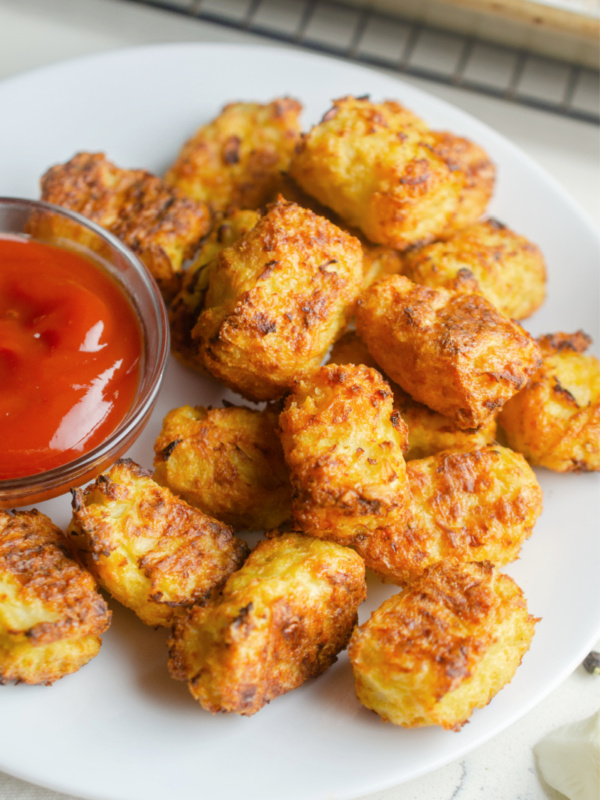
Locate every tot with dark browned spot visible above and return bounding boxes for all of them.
[168,532,366,715]
[68,459,249,627]
[349,560,537,730]
[153,403,292,531]
[356,275,542,430]
[290,96,469,250]
[40,152,211,299]
[0,510,111,685]
[279,364,412,579]
[499,331,600,471]
[192,199,364,401]
[164,98,302,212]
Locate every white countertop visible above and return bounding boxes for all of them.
[0,1,598,799]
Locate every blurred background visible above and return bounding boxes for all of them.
[128,0,600,121]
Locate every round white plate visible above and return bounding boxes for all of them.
[0,42,599,800]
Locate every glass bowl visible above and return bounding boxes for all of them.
[0,197,169,508]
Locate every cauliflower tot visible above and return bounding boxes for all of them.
[279,364,412,580]
[154,403,292,531]
[401,445,542,583]
[40,152,211,299]
[193,199,364,401]
[356,275,542,430]
[290,96,464,250]
[0,510,111,685]
[499,331,600,471]
[165,98,302,212]
[168,533,366,715]
[68,459,249,627]
[349,560,537,729]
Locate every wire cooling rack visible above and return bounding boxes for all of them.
[125,0,598,124]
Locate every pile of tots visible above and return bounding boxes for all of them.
[2,95,598,731]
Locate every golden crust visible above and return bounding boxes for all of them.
[499,331,600,471]
[289,96,463,250]
[169,209,261,370]
[401,445,542,581]
[328,331,496,459]
[40,152,211,299]
[68,459,249,627]
[165,98,302,212]
[403,219,546,320]
[0,509,111,685]
[430,132,495,235]
[193,199,364,401]
[282,121,494,246]
[168,532,366,715]
[279,364,412,577]
[356,444,541,585]
[349,561,537,730]
[356,275,542,430]
[153,403,292,531]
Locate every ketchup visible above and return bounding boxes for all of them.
[0,236,142,479]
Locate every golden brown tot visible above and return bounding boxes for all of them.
[68,459,249,627]
[40,152,211,299]
[279,364,413,580]
[164,98,302,212]
[290,96,464,249]
[328,331,496,459]
[0,510,111,685]
[154,403,292,530]
[499,331,600,471]
[356,275,542,429]
[193,199,364,401]
[348,560,537,730]
[402,219,546,320]
[168,532,366,715]
[401,445,542,583]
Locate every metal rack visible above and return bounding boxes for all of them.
[126,0,599,124]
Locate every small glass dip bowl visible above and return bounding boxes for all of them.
[0,197,169,508]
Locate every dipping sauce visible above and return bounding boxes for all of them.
[0,236,142,479]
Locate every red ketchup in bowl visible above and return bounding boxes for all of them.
[0,236,142,479]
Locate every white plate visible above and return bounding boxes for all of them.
[0,42,599,800]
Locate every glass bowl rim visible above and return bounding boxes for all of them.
[0,195,170,495]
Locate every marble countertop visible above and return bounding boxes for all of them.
[0,1,598,799]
